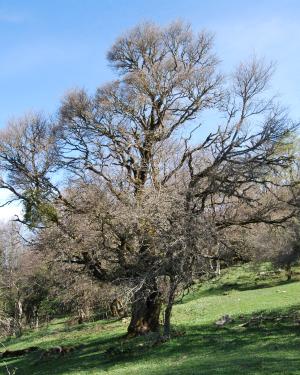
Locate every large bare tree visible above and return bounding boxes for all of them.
[0,21,298,337]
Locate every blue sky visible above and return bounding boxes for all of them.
[0,0,299,219]
[1,0,300,126]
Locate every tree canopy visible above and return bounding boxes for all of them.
[0,21,298,337]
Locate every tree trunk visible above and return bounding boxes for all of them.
[163,303,172,338]
[14,298,23,337]
[127,286,161,336]
[285,264,292,281]
[163,278,177,338]
[34,307,39,330]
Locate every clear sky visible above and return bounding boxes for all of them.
[0,0,300,219]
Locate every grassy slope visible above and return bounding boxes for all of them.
[1,264,300,375]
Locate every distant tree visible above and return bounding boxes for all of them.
[0,222,26,336]
[251,219,300,281]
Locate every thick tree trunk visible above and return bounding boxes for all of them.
[127,287,161,336]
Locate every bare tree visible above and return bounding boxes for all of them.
[0,21,298,337]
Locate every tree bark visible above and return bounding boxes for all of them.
[216,259,221,276]
[163,277,177,338]
[14,298,23,337]
[34,310,39,330]
[127,285,161,336]
[285,264,292,281]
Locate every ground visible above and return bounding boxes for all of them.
[1,263,300,375]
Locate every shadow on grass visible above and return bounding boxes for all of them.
[0,318,124,352]
[0,331,123,375]
[181,277,299,303]
[2,306,300,375]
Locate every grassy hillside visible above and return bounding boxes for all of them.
[1,264,300,375]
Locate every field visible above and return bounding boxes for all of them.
[1,264,300,375]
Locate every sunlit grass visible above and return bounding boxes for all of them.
[1,264,300,375]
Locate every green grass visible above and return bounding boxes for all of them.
[1,264,300,375]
